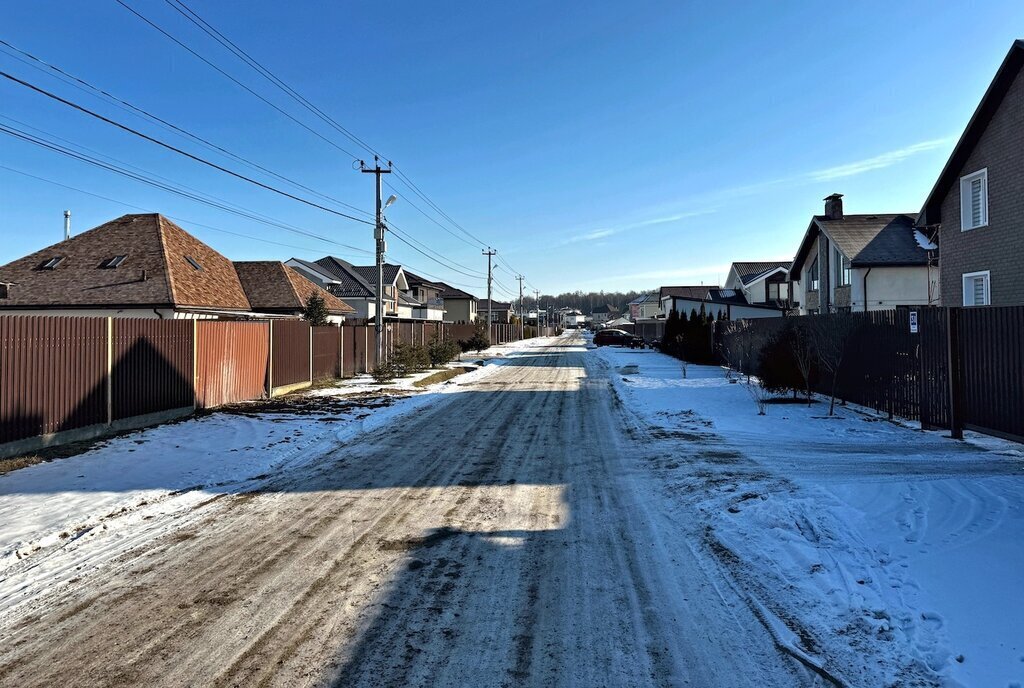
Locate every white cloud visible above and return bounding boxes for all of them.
[807,137,954,182]
[560,209,716,246]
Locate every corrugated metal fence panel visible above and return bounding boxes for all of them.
[0,315,107,443]
[312,326,342,380]
[342,325,357,376]
[271,320,312,387]
[196,321,269,408]
[112,319,194,420]
[961,305,1024,441]
[448,324,476,345]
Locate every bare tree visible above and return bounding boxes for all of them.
[808,314,860,416]
[789,320,816,406]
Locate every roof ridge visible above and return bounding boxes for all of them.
[154,215,178,305]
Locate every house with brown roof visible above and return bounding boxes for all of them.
[0,214,257,319]
[789,194,938,315]
[233,261,354,324]
[917,39,1024,307]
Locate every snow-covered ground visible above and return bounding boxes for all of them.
[0,336,559,623]
[595,343,1024,687]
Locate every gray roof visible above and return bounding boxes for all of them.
[477,299,512,311]
[403,269,444,289]
[706,288,749,305]
[628,292,659,305]
[730,261,789,285]
[313,256,375,298]
[435,281,476,300]
[591,304,618,314]
[352,263,403,287]
[791,214,934,274]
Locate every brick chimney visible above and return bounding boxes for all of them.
[823,193,844,220]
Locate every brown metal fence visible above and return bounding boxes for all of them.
[271,320,312,389]
[0,316,108,444]
[195,321,269,409]
[959,306,1024,440]
[312,326,343,380]
[1,314,555,451]
[111,319,194,420]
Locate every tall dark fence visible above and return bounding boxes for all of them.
[112,319,194,420]
[714,306,1024,443]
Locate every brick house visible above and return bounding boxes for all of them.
[789,195,938,314]
[917,39,1024,307]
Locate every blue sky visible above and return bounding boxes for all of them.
[1,2,1022,299]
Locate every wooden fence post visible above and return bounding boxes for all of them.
[947,307,964,440]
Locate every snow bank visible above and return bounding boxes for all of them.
[594,344,1024,687]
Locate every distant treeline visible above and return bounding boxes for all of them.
[521,290,647,315]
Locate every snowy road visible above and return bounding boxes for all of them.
[0,333,809,687]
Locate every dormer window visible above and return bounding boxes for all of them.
[0,283,9,299]
[100,255,127,269]
[40,256,65,270]
[184,255,204,271]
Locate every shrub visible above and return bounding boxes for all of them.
[428,332,461,367]
[392,341,430,377]
[462,321,490,354]
[371,359,396,384]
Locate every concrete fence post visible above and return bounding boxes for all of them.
[106,316,113,425]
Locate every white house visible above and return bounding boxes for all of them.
[628,292,661,319]
[789,194,939,315]
[724,262,790,307]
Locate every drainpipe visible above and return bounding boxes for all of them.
[862,267,872,312]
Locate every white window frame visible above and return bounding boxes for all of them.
[959,168,988,231]
[962,270,991,307]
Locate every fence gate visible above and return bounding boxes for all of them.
[957,305,1024,441]
[195,321,269,408]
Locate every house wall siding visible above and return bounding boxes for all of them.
[939,65,1024,306]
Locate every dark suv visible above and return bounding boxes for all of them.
[593,329,633,347]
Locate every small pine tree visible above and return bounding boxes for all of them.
[302,292,331,326]
[465,321,490,354]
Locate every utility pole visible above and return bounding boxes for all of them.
[516,275,525,340]
[361,156,391,366]
[533,289,541,332]
[483,248,496,333]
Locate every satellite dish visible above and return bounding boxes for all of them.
[384,194,398,210]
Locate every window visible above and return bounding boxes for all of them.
[960,169,988,230]
[0,283,9,299]
[40,256,65,270]
[99,255,127,269]
[834,247,851,286]
[184,255,204,271]
[808,257,819,291]
[962,270,990,306]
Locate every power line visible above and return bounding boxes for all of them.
[162,0,382,160]
[0,122,372,254]
[112,0,363,160]
[0,38,371,218]
[0,69,373,224]
[0,164,368,259]
[113,1,522,280]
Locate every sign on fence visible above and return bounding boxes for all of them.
[909,310,918,334]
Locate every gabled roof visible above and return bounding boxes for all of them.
[730,261,790,285]
[352,263,406,290]
[791,214,930,275]
[0,214,250,310]
[918,40,1024,226]
[234,261,354,314]
[312,256,376,298]
[659,286,715,301]
[435,281,477,300]
[591,304,618,314]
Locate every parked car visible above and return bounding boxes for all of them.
[593,329,633,347]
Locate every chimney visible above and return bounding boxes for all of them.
[823,193,843,220]
[63,210,71,241]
